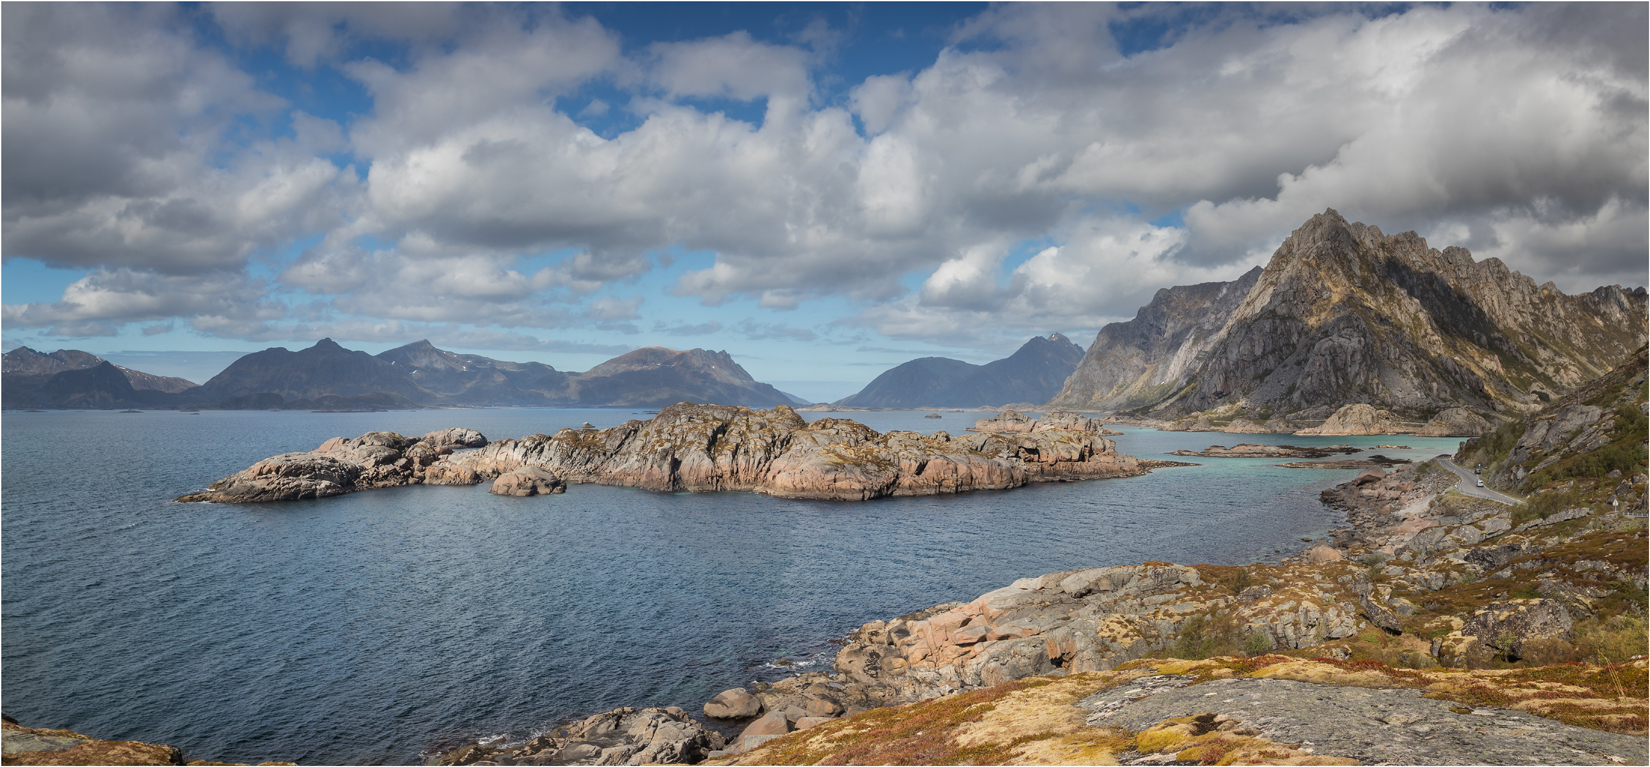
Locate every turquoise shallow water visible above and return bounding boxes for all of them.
[0,408,1464,764]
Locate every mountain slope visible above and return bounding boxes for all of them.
[568,347,799,408]
[3,346,198,394]
[1049,269,1261,411]
[376,340,572,405]
[195,338,433,403]
[1055,210,1647,423]
[837,334,1085,408]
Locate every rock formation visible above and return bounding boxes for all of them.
[1049,268,1262,412]
[1294,403,1413,436]
[1415,406,1495,437]
[435,706,725,766]
[1050,210,1647,431]
[180,404,1148,503]
[969,409,1121,435]
[837,334,1085,408]
[176,429,485,503]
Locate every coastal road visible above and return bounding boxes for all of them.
[1438,457,1524,505]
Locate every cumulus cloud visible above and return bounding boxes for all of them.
[2,2,1643,352]
[2,268,286,338]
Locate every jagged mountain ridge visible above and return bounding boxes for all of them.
[836,333,1085,408]
[1052,209,1648,422]
[1050,269,1261,412]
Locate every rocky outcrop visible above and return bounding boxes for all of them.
[1433,599,1575,666]
[1053,210,1647,426]
[176,430,468,503]
[837,334,1085,409]
[1416,406,1495,437]
[1294,403,1413,436]
[489,467,566,496]
[183,404,1150,504]
[969,409,1120,435]
[1168,443,1359,459]
[436,706,725,766]
[0,717,244,766]
[434,403,1145,501]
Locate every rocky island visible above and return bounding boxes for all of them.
[177,405,1151,504]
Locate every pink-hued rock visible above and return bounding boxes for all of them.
[488,467,565,497]
[185,403,1152,504]
[439,403,1146,502]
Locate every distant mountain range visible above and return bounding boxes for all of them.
[835,333,1085,408]
[7,210,1644,418]
[1049,209,1649,426]
[2,340,803,410]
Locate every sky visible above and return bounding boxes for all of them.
[3,2,1646,402]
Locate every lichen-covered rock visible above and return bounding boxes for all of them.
[829,563,1207,703]
[488,466,565,497]
[177,430,489,503]
[436,706,724,766]
[439,403,1145,502]
[0,720,184,766]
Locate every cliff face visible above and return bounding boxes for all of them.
[1054,210,1647,425]
[838,334,1085,408]
[1049,269,1260,411]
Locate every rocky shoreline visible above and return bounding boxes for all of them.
[178,405,1155,504]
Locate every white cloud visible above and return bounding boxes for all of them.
[647,32,813,102]
[3,2,1643,351]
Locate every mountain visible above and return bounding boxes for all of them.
[3,361,183,409]
[1051,209,1648,423]
[187,339,798,409]
[1049,269,1261,412]
[566,347,801,408]
[3,346,199,393]
[376,340,571,405]
[194,338,431,403]
[1461,344,1647,495]
[836,333,1086,408]
[3,347,199,408]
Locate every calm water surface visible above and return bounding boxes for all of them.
[1,408,1464,764]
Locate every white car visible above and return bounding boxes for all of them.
[1476,479,1484,487]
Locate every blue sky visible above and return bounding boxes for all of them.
[3,3,1645,402]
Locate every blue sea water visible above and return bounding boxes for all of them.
[0,409,1466,764]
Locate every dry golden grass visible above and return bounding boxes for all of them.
[711,654,1649,765]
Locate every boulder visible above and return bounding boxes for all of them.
[1304,544,1343,563]
[421,428,488,449]
[970,410,1037,433]
[740,710,791,739]
[704,687,762,719]
[489,467,566,497]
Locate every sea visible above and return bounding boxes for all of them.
[0,408,1467,764]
